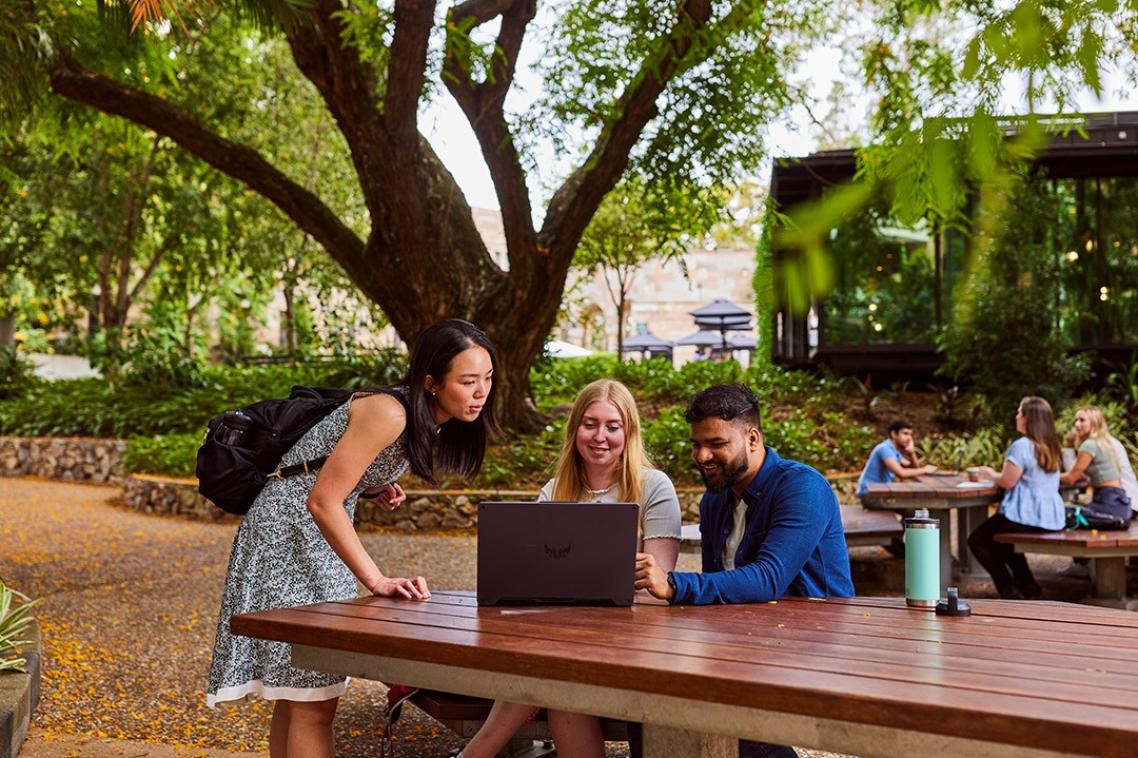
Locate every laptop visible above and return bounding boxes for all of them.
[477,501,639,606]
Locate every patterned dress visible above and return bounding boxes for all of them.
[206,391,409,706]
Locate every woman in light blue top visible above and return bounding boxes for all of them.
[967,396,1065,599]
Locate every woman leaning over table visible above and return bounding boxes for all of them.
[967,396,1066,600]
[1060,405,1136,521]
[460,378,682,758]
[205,319,499,758]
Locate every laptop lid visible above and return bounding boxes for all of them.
[477,501,639,606]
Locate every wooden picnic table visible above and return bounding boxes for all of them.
[232,590,1138,757]
[996,521,1138,610]
[863,474,1002,595]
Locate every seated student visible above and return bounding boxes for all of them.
[460,378,681,758]
[635,382,853,758]
[1061,405,1135,522]
[856,419,938,504]
[968,396,1065,599]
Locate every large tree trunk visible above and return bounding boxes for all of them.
[48,0,723,429]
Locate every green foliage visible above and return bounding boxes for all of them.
[1106,357,1138,426]
[0,344,36,399]
[469,420,567,489]
[0,358,405,438]
[918,426,1010,469]
[124,433,200,478]
[642,407,693,480]
[120,329,205,392]
[940,178,1091,423]
[0,580,38,673]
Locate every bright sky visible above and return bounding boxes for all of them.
[420,27,1138,215]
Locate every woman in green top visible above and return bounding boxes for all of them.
[1060,405,1133,523]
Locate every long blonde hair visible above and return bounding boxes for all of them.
[1074,405,1121,472]
[551,379,649,504]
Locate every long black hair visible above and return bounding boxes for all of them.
[401,319,500,484]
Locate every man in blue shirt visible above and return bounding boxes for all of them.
[636,382,854,605]
[633,382,854,758]
[856,419,937,502]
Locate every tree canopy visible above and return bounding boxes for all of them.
[2,0,1136,427]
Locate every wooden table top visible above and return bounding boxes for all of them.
[996,520,1138,548]
[232,591,1138,756]
[864,473,1002,501]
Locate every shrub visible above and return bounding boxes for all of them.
[0,344,36,400]
[0,580,38,673]
[124,433,201,478]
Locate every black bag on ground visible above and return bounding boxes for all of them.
[196,386,352,515]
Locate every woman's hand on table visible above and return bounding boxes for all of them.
[370,575,430,600]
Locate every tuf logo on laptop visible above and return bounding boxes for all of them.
[544,543,571,559]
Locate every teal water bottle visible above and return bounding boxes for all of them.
[904,509,940,608]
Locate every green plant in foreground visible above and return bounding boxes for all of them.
[0,580,39,673]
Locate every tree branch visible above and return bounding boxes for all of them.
[444,0,537,280]
[48,52,366,269]
[385,0,436,142]
[542,0,729,258]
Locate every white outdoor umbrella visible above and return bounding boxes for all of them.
[545,339,593,358]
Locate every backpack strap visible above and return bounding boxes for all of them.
[266,386,409,482]
[268,455,329,481]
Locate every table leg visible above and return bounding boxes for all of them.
[1081,557,1138,610]
[930,508,952,599]
[642,724,735,758]
[957,507,985,577]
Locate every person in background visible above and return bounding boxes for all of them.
[856,419,938,503]
[968,396,1065,599]
[1061,405,1136,520]
[461,379,681,758]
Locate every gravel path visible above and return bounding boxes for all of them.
[1,477,1114,757]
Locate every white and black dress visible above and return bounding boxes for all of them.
[206,391,409,706]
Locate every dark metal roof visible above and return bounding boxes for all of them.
[771,111,1138,207]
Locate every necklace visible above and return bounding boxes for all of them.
[583,482,615,496]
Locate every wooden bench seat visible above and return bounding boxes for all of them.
[995,521,1138,610]
[680,505,902,554]
[409,689,628,757]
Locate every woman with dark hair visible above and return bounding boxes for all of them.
[206,318,499,758]
[967,396,1065,599]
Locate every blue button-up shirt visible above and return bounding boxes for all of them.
[671,446,855,604]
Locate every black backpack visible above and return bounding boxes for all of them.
[196,385,403,515]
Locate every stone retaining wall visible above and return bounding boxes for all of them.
[5,435,856,528]
[119,475,706,529]
[0,620,41,758]
[0,437,125,484]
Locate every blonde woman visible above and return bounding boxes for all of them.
[1061,405,1136,519]
[460,379,681,758]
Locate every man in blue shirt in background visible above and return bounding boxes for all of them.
[856,418,937,503]
[634,382,854,757]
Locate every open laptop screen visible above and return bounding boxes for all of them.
[477,501,638,606]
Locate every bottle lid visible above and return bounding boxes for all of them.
[904,511,939,528]
[935,586,972,617]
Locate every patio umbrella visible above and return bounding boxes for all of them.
[621,330,673,353]
[674,329,756,350]
[688,298,754,348]
[544,339,593,358]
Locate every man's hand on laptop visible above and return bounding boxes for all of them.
[635,553,675,602]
